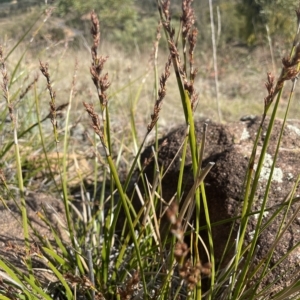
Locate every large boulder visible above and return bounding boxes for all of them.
[138,116,300,295]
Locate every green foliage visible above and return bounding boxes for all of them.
[55,0,136,30]
[53,0,163,50]
[238,0,297,44]
[220,3,246,44]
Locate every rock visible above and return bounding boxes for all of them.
[138,116,300,296]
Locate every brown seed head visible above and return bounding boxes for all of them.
[161,0,171,21]
[174,241,189,261]
[181,0,195,39]
[90,11,100,62]
[147,56,172,132]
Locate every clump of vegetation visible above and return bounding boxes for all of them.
[0,0,300,299]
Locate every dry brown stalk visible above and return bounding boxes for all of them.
[43,102,70,121]
[264,72,275,108]
[39,61,58,141]
[166,202,185,243]
[147,56,172,132]
[264,42,300,111]
[181,0,195,41]
[0,46,13,123]
[68,59,78,105]
[141,139,168,169]
[118,270,140,300]
[161,0,171,21]
[155,21,162,49]
[159,0,199,114]
[90,10,100,56]
[166,203,212,290]
[188,27,198,82]
[168,40,180,62]
[0,47,8,92]
[83,102,103,140]
[18,75,39,102]
[84,11,112,157]
[64,273,104,299]
[181,68,199,111]
[181,0,199,109]
[149,21,162,67]
[160,0,175,40]
[90,11,110,107]
[263,13,300,115]
[83,101,110,157]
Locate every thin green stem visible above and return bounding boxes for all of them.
[233,89,283,299]
[106,154,148,294]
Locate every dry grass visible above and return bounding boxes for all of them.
[1,8,300,134]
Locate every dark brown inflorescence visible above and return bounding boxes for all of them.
[90,11,110,108]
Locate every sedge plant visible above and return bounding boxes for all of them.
[0,1,300,300]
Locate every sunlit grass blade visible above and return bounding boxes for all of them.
[38,254,73,300]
